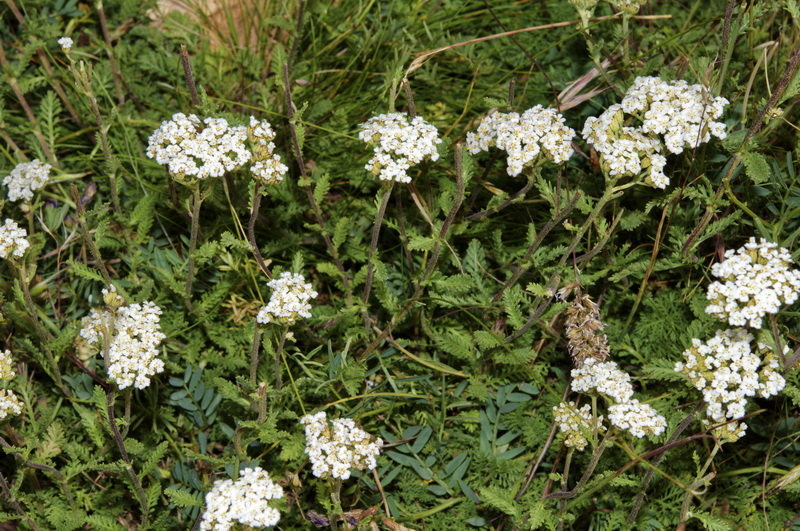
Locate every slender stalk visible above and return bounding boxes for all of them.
[679,444,720,522]
[71,184,113,286]
[0,471,41,531]
[15,264,63,387]
[358,145,466,361]
[106,389,149,527]
[185,186,203,309]
[465,171,537,221]
[557,449,574,531]
[329,477,343,531]
[248,183,272,278]
[361,183,394,324]
[121,390,132,439]
[491,190,582,303]
[507,187,622,343]
[274,325,289,391]
[545,437,609,499]
[627,404,703,524]
[622,15,630,64]
[96,1,125,104]
[249,324,263,387]
[180,45,202,107]
[283,63,352,305]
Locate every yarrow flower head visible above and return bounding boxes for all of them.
[705,238,800,329]
[571,358,634,403]
[3,159,51,202]
[0,350,22,421]
[247,117,288,186]
[58,37,73,51]
[466,106,575,176]
[0,350,15,382]
[257,272,317,326]
[200,466,283,531]
[610,0,647,15]
[0,219,29,260]
[553,401,605,451]
[80,286,166,390]
[607,400,667,438]
[675,328,786,443]
[359,112,441,183]
[583,77,728,189]
[301,411,383,480]
[146,113,251,180]
[0,390,23,420]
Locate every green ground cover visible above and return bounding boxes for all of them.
[1,0,800,528]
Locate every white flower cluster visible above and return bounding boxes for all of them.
[257,272,317,326]
[0,350,15,381]
[0,350,22,421]
[553,401,605,451]
[675,329,785,442]
[300,411,383,480]
[80,286,166,390]
[621,77,728,154]
[3,159,51,202]
[583,77,728,189]
[705,238,800,329]
[571,358,634,403]
[0,219,29,259]
[359,112,441,183]
[571,358,666,438]
[248,117,288,186]
[58,37,73,50]
[200,467,283,531]
[0,390,22,420]
[582,105,667,188]
[466,106,575,176]
[146,113,251,179]
[608,400,667,438]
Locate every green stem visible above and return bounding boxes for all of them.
[248,183,272,278]
[185,186,203,309]
[16,265,62,387]
[249,324,262,387]
[107,389,149,527]
[679,444,719,522]
[622,15,630,64]
[71,184,113,286]
[274,325,289,391]
[362,183,394,326]
[0,471,41,531]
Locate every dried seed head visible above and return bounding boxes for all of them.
[564,293,609,365]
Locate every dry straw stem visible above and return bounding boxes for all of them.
[404,14,671,77]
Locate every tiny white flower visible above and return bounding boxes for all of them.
[257,272,317,326]
[200,467,283,530]
[0,219,29,259]
[359,112,441,183]
[58,37,73,50]
[3,159,51,202]
[300,411,383,480]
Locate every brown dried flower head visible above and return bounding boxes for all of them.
[564,292,609,365]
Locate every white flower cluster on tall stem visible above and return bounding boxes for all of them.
[553,401,605,451]
[359,112,441,183]
[146,113,251,179]
[0,219,29,259]
[3,159,51,202]
[257,272,318,326]
[466,106,575,176]
[200,467,283,530]
[301,411,383,480]
[248,117,289,186]
[705,238,800,329]
[675,328,786,443]
[80,286,166,390]
[583,77,728,189]
[0,350,22,421]
[570,358,666,438]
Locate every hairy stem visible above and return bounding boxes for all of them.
[248,184,272,278]
[274,325,289,391]
[107,389,149,527]
[362,183,394,331]
[185,186,203,309]
[249,324,262,387]
[180,45,202,107]
[71,184,113,286]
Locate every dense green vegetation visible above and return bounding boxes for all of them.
[1,0,800,528]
